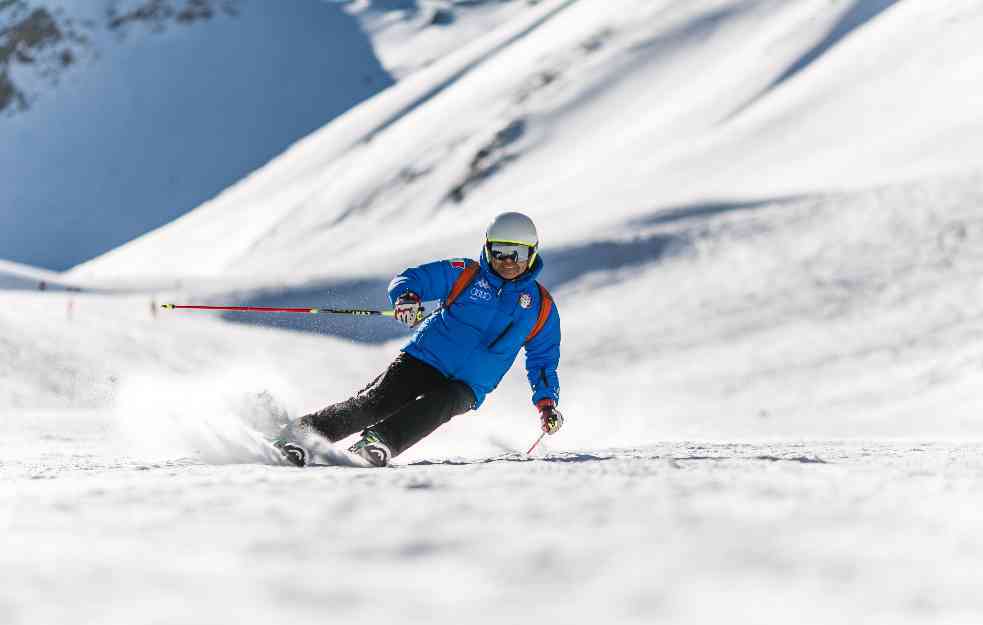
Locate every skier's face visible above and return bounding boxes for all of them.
[487,241,535,280]
[490,255,528,280]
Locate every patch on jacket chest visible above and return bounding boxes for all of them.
[469,277,495,302]
[519,292,532,309]
[471,284,491,302]
[470,286,492,301]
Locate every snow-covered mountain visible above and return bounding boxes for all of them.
[57,0,983,432]
[0,0,537,272]
[4,3,983,622]
[344,0,538,79]
[71,0,983,282]
[6,0,982,435]
[1,0,389,272]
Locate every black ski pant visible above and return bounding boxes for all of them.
[292,352,475,457]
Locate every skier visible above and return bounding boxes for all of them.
[274,211,563,467]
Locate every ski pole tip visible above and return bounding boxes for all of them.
[526,431,547,455]
[161,304,174,310]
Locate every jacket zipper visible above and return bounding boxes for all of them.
[540,368,550,388]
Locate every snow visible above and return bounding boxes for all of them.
[343,0,539,79]
[0,0,393,270]
[66,0,983,282]
[4,0,983,622]
[0,0,539,272]
[5,427,983,623]
[0,259,83,291]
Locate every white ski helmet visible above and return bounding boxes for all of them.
[484,211,540,267]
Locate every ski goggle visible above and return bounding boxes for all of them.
[487,241,536,264]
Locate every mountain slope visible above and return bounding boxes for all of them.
[3,5,983,622]
[4,0,983,438]
[49,0,983,444]
[0,0,393,270]
[70,0,983,283]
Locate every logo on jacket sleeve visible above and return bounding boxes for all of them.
[450,259,467,269]
[519,293,532,309]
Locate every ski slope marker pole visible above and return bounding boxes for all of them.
[526,432,546,455]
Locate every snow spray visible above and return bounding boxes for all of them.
[110,367,300,464]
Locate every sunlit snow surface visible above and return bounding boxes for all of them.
[4,0,983,622]
[6,174,983,621]
[3,413,983,624]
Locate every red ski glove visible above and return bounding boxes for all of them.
[394,292,423,327]
[537,399,563,435]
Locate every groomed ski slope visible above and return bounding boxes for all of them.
[5,173,983,622]
[6,423,983,624]
[4,1,983,623]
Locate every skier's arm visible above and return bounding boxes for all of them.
[387,260,460,305]
[524,304,561,406]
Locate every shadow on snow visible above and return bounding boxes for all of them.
[723,0,901,122]
[220,196,795,342]
[409,451,614,466]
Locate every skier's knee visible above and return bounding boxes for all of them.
[448,382,476,415]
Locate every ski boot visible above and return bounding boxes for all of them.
[272,437,309,467]
[348,430,392,467]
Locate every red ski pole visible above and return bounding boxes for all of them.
[526,432,546,455]
[161,303,398,317]
[161,304,427,322]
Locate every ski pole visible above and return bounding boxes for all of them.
[161,303,425,322]
[526,431,546,455]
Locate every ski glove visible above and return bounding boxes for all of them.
[394,292,424,328]
[537,399,563,435]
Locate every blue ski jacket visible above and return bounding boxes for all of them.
[388,252,561,409]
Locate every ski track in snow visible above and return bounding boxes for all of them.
[3,414,983,624]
